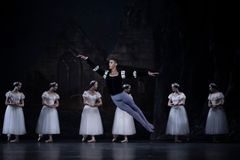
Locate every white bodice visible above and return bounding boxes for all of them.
[82,91,101,107]
[168,92,186,105]
[208,92,224,106]
[6,91,25,104]
[42,91,60,106]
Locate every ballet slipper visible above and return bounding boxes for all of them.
[7,136,11,142]
[112,137,117,142]
[82,137,87,142]
[121,139,128,143]
[174,139,182,143]
[45,139,53,143]
[37,136,42,142]
[87,139,96,143]
[10,139,19,143]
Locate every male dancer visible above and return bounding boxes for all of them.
[77,54,159,132]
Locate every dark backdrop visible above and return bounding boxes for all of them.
[1,0,240,141]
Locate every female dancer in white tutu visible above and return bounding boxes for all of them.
[79,80,103,143]
[36,82,60,143]
[2,82,26,142]
[112,84,136,143]
[166,83,189,143]
[205,83,228,142]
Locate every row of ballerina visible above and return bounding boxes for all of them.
[1,81,228,143]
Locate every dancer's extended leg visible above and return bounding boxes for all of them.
[121,92,154,129]
[111,95,153,132]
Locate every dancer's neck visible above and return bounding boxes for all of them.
[88,89,96,95]
[174,91,180,94]
[12,89,19,93]
[110,68,118,75]
[48,89,55,94]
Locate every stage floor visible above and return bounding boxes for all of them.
[1,141,239,160]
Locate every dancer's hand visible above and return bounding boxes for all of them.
[211,104,218,108]
[16,103,24,107]
[10,102,18,107]
[11,102,23,107]
[44,103,57,108]
[76,54,88,60]
[148,71,159,77]
[52,104,59,108]
[170,103,175,107]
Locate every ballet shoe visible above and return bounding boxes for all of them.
[148,128,154,133]
[10,139,19,143]
[121,139,128,143]
[149,124,154,129]
[82,137,87,142]
[37,136,42,142]
[87,139,96,143]
[45,139,53,143]
[174,140,182,143]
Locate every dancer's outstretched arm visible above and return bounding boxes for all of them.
[124,69,159,79]
[148,71,159,77]
[76,54,105,76]
[77,54,159,77]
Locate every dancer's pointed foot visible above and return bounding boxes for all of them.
[37,135,42,142]
[82,136,87,142]
[112,137,117,142]
[148,127,154,133]
[88,136,96,143]
[87,139,96,143]
[10,139,19,143]
[149,123,154,130]
[174,136,181,143]
[45,139,53,143]
[7,136,11,142]
[174,140,182,143]
[121,138,128,143]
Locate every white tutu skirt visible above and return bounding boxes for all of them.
[2,105,26,135]
[79,105,103,135]
[36,106,60,134]
[205,107,229,134]
[112,107,136,135]
[166,106,190,135]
